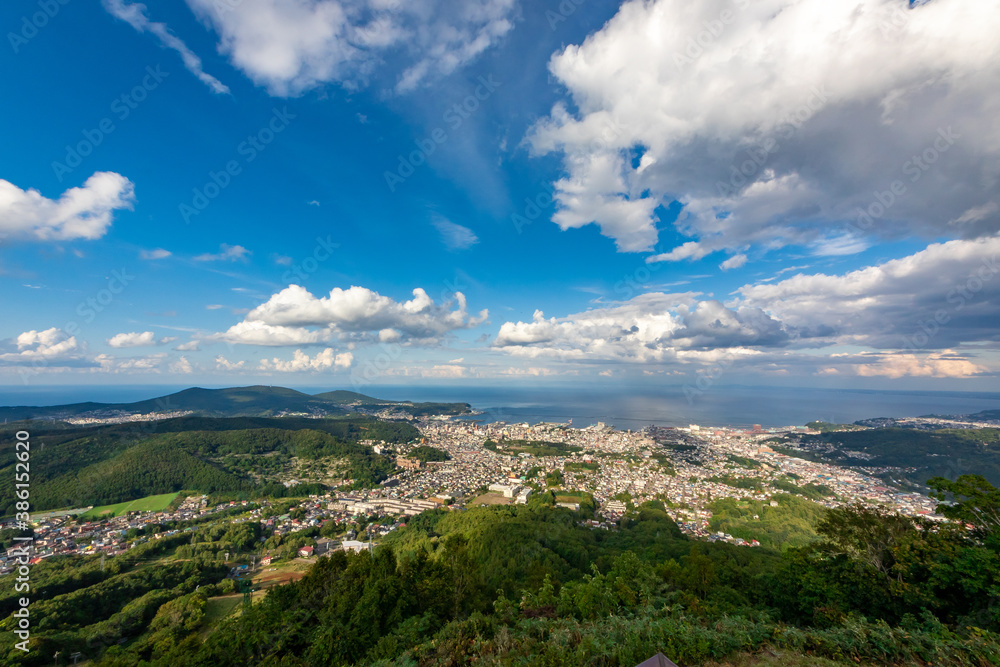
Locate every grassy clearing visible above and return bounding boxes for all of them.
[80,491,180,519]
[253,560,310,592]
[202,595,242,629]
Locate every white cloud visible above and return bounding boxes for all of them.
[258,348,353,372]
[433,218,479,250]
[175,340,200,351]
[855,350,985,379]
[531,0,1000,255]
[647,242,711,264]
[0,172,135,241]
[107,331,176,348]
[140,248,172,260]
[169,356,194,374]
[184,0,516,96]
[218,284,488,345]
[215,355,246,371]
[0,329,88,367]
[424,363,468,378]
[949,202,1000,228]
[720,254,747,271]
[494,292,783,363]
[496,235,1000,375]
[102,0,230,94]
[95,353,167,373]
[737,235,1000,349]
[107,331,156,348]
[194,243,251,261]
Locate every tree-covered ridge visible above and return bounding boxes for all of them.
[0,385,472,421]
[0,420,409,515]
[708,494,827,549]
[483,439,584,457]
[407,445,450,462]
[2,476,1000,665]
[53,480,995,667]
[804,421,866,432]
[313,390,473,416]
[798,427,1000,486]
[0,386,349,421]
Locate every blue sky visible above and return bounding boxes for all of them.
[1,0,999,392]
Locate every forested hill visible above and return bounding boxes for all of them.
[0,385,471,420]
[0,386,345,420]
[313,389,472,416]
[0,417,418,516]
[797,427,1000,487]
[82,496,999,667]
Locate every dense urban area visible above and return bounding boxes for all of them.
[0,416,957,570]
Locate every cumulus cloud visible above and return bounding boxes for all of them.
[737,235,1000,349]
[530,0,1000,254]
[175,340,200,351]
[95,353,166,373]
[0,172,135,241]
[497,235,1000,375]
[169,356,194,374]
[494,292,784,363]
[258,348,353,372]
[102,0,230,93]
[720,254,747,271]
[194,243,251,261]
[215,355,246,371]
[855,350,985,379]
[217,284,488,345]
[183,0,516,96]
[107,331,176,348]
[0,329,89,367]
[647,241,710,264]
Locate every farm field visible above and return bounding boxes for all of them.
[469,492,510,506]
[79,491,181,519]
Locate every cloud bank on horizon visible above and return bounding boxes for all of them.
[1,0,998,389]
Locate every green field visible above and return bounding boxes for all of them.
[202,595,243,633]
[80,491,181,519]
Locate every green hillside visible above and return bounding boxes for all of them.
[0,418,414,515]
[313,389,473,416]
[312,390,386,405]
[0,385,347,421]
[800,427,1000,486]
[0,385,472,420]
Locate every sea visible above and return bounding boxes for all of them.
[1,383,999,430]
